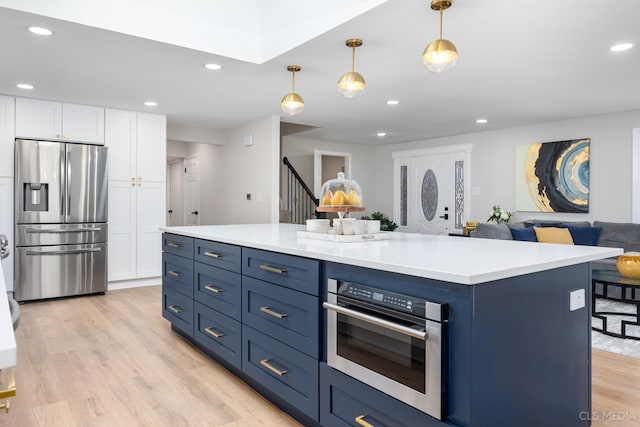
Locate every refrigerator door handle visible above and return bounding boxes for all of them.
[66,145,71,222]
[26,248,102,256]
[60,144,66,217]
[25,227,103,234]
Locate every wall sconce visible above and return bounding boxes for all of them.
[422,0,458,73]
[281,65,304,116]
[338,38,366,99]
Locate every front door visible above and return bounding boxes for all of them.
[408,154,451,235]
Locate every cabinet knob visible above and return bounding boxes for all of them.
[63,135,69,139]
[131,177,136,181]
[131,183,135,187]
[55,134,61,138]
[138,183,142,187]
[138,177,142,181]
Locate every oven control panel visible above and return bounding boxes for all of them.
[341,283,418,314]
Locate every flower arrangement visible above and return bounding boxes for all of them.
[487,205,514,224]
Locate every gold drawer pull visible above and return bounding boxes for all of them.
[168,305,183,314]
[204,284,224,294]
[204,326,224,339]
[167,270,182,278]
[260,306,287,319]
[204,251,222,259]
[260,264,287,274]
[355,415,375,427]
[260,359,288,376]
[167,242,182,248]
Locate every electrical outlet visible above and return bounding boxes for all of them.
[569,289,585,311]
[246,193,251,200]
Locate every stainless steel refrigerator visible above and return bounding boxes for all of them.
[14,139,108,302]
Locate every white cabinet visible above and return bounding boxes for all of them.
[105,109,166,282]
[105,109,166,182]
[0,178,14,291]
[137,113,167,182]
[0,96,15,177]
[15,98,105,144]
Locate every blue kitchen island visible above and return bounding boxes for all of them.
[160,223,621,427]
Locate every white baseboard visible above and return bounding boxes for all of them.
[108,277,161,291]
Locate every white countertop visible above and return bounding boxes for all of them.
[0,262,17,369]
[161,224,623,285]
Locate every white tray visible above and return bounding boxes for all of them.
[297,230,389,242]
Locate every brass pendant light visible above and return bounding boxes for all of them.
[423,0,458,73]
[338,38,366,99]
[281,65,304,116]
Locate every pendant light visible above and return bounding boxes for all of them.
[338,38,366,99]
[422,0,458,73]
[281,65,304,116]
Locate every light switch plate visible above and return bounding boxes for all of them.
[570,289,585,311]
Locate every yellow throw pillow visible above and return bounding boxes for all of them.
[533,227,574,245]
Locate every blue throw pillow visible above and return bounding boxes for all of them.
[564,226,601,246]
[511,227,538,242]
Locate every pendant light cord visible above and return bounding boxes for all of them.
[351,46,356,72]
[439,7,443,40]
[291,70,296,92]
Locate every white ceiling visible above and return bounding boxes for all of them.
[0,0,639,145]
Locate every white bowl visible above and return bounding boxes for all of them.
[366,220,381,234]
[306,219,330,233]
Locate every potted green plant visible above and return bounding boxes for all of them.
[361,211,398,231]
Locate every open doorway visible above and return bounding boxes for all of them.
[166,155,200,226]
[313,150,352,196]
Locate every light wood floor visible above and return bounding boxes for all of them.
[3,286,640,426]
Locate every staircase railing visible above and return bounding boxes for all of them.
[282,157,324,224]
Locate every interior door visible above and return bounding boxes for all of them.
[184,156,200,226]
[167,160,184,226]
[408,154,451,234]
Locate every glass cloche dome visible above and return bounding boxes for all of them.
[319,172,363,207]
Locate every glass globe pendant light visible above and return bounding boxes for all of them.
[423,0,458,73]
[281,65,304,116]
[338,38,366,99]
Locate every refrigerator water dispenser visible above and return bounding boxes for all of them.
[23,183,48,212]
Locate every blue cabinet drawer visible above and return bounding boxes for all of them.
[194,262,241,321]
[195,239,241,273]
[243,276,319,358]
[163,233,194,259]
[320,363,440,427]
[194,302,242,370]
[163,252,194,298]
[242,248,320,295]
[242,325,318,421]
[162,287,194,337]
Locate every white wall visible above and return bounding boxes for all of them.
[281,135,378,215]
[375,110,640,224]
[217,115,280,224]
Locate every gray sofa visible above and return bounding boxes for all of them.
[470,220,640,271]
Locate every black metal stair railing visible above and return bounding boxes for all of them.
[282,157,325,224]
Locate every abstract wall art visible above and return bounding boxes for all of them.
[515,138,590,213]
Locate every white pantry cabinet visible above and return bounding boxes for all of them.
[15,98,105,144]
[108,181,165,280]
[0,95,15,177]
[0,177,14,290]
[105,109,166,282]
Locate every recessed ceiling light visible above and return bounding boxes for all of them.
[377,132,387,137]
[476,118,488,124]
[610,43,633,52]
[386,100,400,105]
[16,83,34,90]
[144,101,157,107]
[204,63,223,70]
[28,27,53,36]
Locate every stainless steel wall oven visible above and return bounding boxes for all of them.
[324,279,447,419]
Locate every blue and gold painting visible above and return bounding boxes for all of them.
[515,138,590,213]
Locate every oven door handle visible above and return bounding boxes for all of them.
[323,302,427,341]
